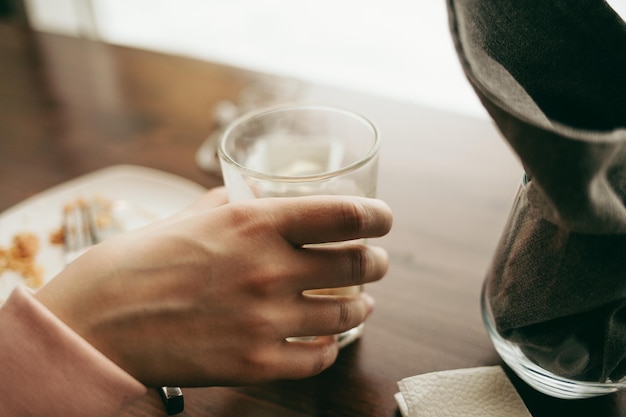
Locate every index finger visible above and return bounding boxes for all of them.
[261,196,393,245]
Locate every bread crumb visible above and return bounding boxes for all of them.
[49,227,64,245]
[0,232,44,289]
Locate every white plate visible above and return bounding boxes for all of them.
[0,165,206,303]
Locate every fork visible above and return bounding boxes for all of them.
[63,199,98,264]
[63,199,185,415]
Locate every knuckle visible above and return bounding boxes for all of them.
[243,348,269,369]
[223,204,255,225]
[224,204,271,238]
[340,199,365,235]
[311,343,337,376]
[347,245,369,285]
[336,299,355,331]
[247,264,283,297]
[234,341,282,382]
[291,342,337,379]
[241,310,279,339]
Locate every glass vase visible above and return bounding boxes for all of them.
[481,174,626,399]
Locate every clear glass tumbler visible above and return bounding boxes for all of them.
[218,103,380,347]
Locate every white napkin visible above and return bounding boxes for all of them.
[395,366,532,417]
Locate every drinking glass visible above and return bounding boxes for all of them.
[218,103,380,347]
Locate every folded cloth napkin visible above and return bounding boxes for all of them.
[395,366,531,417]
[447,0,626,382]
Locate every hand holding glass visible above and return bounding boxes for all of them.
[218,104,380,347]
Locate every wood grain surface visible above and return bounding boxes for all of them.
[1,22,624,417]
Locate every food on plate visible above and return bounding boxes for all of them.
[49,226,64,245]
[48,196,117,247]
[0,232,43,290]
[1,194,156,305]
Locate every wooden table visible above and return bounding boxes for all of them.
[1,22,625,417]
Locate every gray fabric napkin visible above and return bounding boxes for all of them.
[447,0,626,381]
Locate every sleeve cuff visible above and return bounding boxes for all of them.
[0,285,147,417]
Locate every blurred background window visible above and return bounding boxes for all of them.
[19,0,626,120]
[22,0,486,118]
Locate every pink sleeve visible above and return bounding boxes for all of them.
[0,286,147,417]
